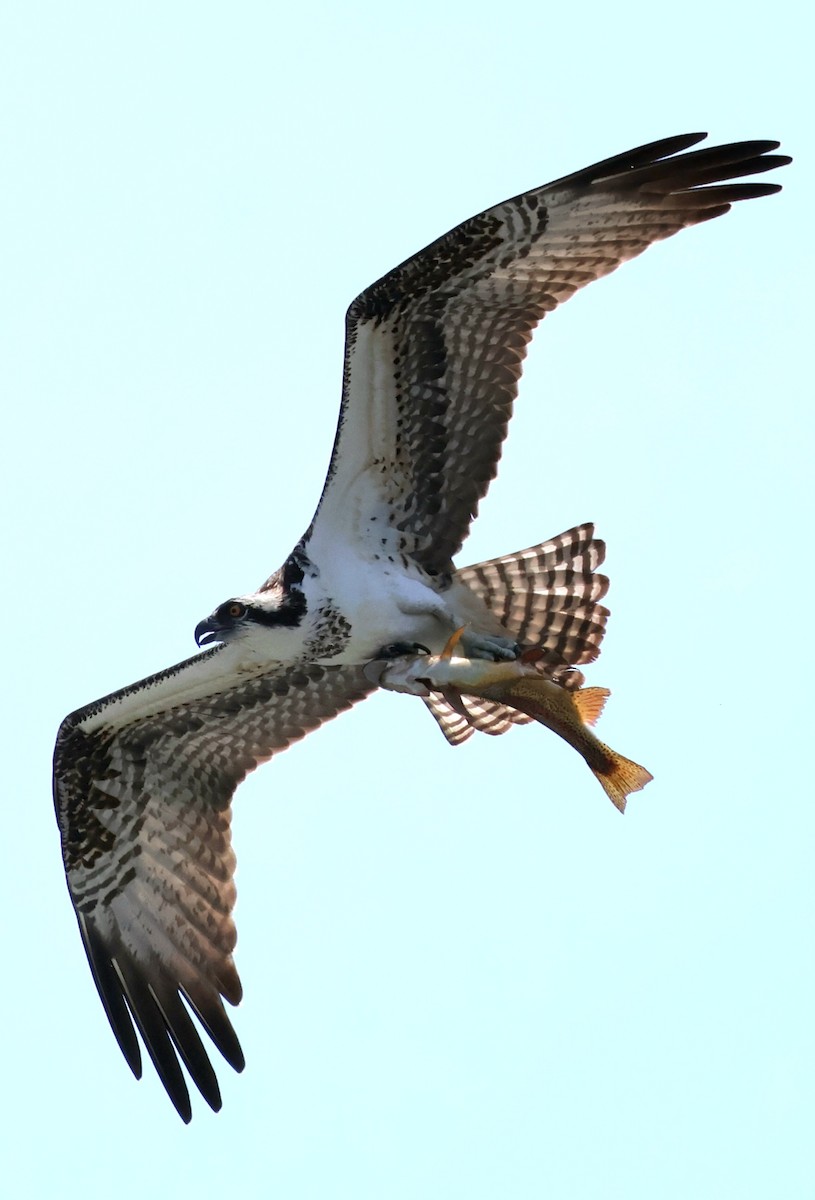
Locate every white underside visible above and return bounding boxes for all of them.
[302,422,507,662]
[284,550,460,665]
[304,546,508,664]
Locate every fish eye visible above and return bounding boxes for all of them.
[221,601,247,621]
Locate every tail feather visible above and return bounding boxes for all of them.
[454,523,610,671]
[458,522,605,583]
[422,692,475,746]
[425,523,610,746]
[422,691,533,747]
[453,694,534,736]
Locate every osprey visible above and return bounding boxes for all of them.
[54,133,789,1121]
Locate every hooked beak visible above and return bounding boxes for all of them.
[194,617,223,648]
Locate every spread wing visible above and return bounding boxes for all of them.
[309,133,788,573]
[53,646,374,1122]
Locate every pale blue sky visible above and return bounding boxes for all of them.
[2,2,811,1196]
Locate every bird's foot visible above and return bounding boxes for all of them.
[365,642,434,692]
[375,640,432,660]
[460,631,521,661]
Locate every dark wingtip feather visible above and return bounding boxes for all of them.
[747,153,791,172]
[573,132,709,183]
[542,133,789,207]
[78,915,143,1079]
[114,962,195,1123]
[156,987,225,1115]
[180,981,247,1074]
[78,923,245,1118]
[707,182,784,201]
[562,134,790,200]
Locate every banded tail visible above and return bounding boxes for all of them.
[423,524,610,745]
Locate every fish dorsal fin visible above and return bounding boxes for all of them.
[440,626,468,660]
[572,686,610,727]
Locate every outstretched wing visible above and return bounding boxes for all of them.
[54,646,373,1122]
[309,133,788,573]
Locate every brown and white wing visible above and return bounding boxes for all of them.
[310,134,788,573]
[53,646,373,1122]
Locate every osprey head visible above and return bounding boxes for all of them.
[194,598,253,647]
[194,586,307,648]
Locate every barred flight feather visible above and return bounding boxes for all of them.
[55,650,374,1122]
[424,524,611,745]
[457,523,610,667]
[315,137,789,574]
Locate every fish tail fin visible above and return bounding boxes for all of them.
[592,749,653,813]
[571,686,610,727]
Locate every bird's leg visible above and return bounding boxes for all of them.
[391,576,520,661]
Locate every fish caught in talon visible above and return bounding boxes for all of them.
[376,630,652,811]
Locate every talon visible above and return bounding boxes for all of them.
[376,641,432,659]
[460,632,521,661]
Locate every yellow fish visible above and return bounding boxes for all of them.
[375,629,652,812]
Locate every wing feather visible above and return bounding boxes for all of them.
[55,647,373,1120]
[310,134,788,571]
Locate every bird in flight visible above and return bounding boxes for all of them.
[53,132,789,1121]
